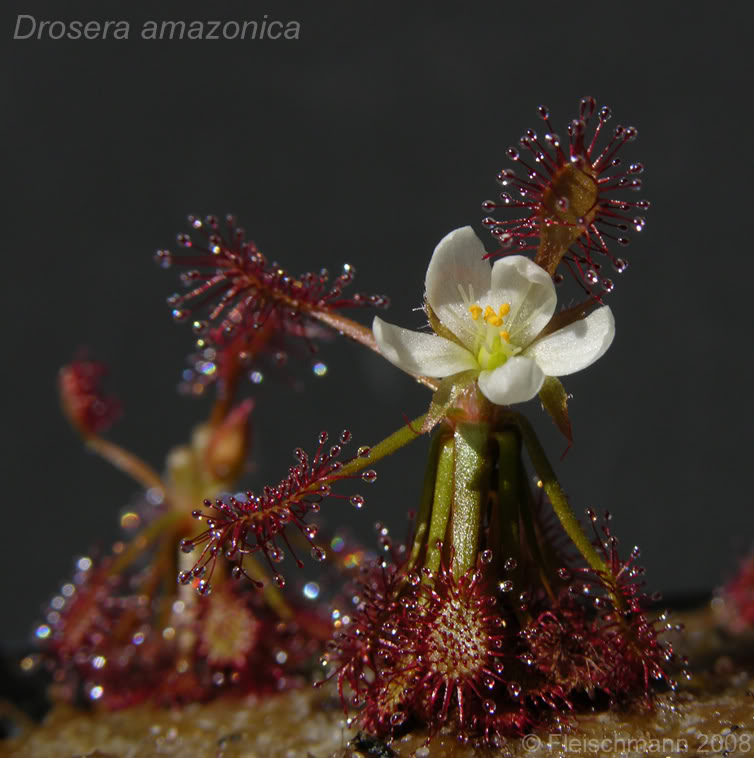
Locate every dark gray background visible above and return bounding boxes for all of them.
[2,1,752,645]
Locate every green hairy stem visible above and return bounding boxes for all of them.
[447,422,490,578]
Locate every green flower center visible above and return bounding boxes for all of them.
[468,302,517,371]
[477,339,509,371]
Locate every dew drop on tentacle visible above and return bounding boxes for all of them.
[197,580,212,596]
[303,525,318,540]
[498,192,514,206]
[179,539,194,554]
[154,249,172,269]
[580,95,596,120]
[497,168,516,185]
[390,711,406,726]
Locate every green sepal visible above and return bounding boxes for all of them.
[538,375,573,445]
[421,370,478,434]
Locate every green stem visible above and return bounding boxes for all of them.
[493,431,529,624]
[424,437,455,576]
[309,310,440,392]
[509,414,602,571]
[510,413,624,610]
[516,459,555,603]
[405,432,444,575]
[108,510,186,577]
[448,422,489,578]
[493,431,522,569]
[336,413,428,480]
[86,436,166,495]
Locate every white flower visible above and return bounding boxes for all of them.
[373,227,615,406]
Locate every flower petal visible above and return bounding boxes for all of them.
[489,255,557,347]
[425,227,492,348]
[523,305,615,376]
[477,357,545,405]
[373,317,478,378]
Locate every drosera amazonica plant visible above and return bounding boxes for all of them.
[28,96,678,746]
[31,226,391,708]
[319,98,679,745]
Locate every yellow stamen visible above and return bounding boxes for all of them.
[469,304,483,321]
[482,306,504,327]
[499,330,510,342]
[499,303,510,317]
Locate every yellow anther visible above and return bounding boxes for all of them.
[483,305,495,322]
[499,330,510,342]
[499,303,510,317]
[489,316,503,327]
[469,304,483,321]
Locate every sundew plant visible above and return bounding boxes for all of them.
[34,97,678,746]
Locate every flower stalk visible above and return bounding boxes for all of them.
[447,422,490,578]
[85,436,166,495]
[510,411,612,582]
[311,309,440,391]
